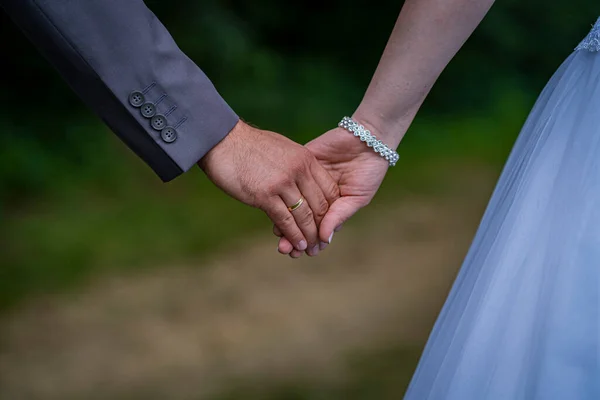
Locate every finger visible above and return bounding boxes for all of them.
[279,236,307,257]
[289,249,304,258]
[278,222,326,253]
[278,205,335,254]
[278,236,294,254]
[276,234,301,257]
[297,175,329,230]
[319,198,361,245]
[310,160,340,207]
[280,188,320,257]
[266,198,308,252]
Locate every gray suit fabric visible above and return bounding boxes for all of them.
[0,0,239,181]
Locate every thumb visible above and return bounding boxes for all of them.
[319,197,362,244]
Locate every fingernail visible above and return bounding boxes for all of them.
[334,225,343,232]
[309,245,320,256]
[328,232,334,244]
[297,240,308,251]
[319,241,328,250]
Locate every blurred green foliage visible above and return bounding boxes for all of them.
[0,1,598,307]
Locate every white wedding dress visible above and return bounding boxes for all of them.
[405,17,600,400]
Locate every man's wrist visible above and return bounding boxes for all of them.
[198,119,249,172]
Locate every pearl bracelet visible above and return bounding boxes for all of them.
[338,116,399,166]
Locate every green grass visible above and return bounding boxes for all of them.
[1,166,267,308]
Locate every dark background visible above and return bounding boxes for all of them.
[1,1,597,202]
[0,1,598,398]
[0,1,596,201]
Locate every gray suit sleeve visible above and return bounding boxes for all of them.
[0,0,239,182]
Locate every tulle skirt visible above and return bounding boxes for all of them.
[405,19,600,400]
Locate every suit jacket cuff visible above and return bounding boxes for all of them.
[1,0,239,181]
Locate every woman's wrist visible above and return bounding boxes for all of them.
[337,117,400,166]
[352,103,420,150]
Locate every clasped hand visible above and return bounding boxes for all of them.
[199,120,389,257]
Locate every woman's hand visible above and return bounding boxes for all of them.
[275,126,390,257]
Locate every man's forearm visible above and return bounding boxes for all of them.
[354,0,495,147]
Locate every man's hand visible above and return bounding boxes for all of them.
[275,126,389,257]
[199,120,340,256]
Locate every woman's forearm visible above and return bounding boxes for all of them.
[353,0,495,148]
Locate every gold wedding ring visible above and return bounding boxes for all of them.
[287,197,305,212]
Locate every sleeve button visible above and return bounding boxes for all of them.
[161,126,178,143]
[140,102,157,118]
[151,115,167,130]
[128,91,145,107]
